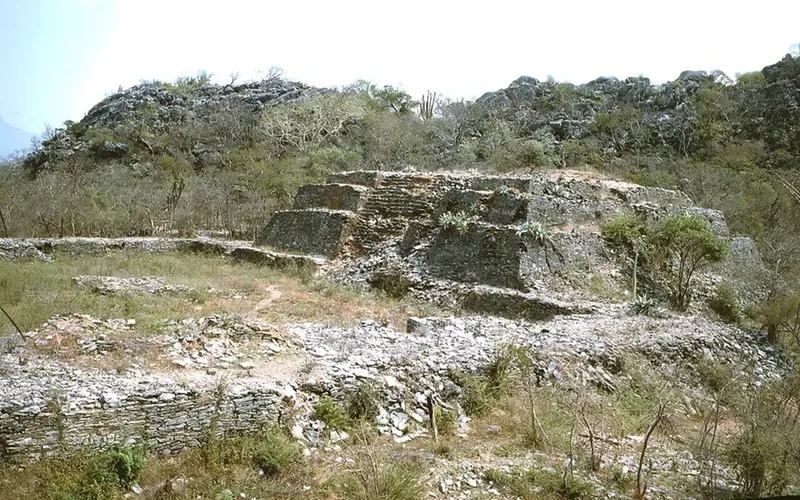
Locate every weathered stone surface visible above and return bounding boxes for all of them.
[327,171,383,187]
[256,209,357,258]
[459,288,584,321]
[292,183,369,211]
[73,276,195,296]
[427,225,526,290]
[228,247,324,269]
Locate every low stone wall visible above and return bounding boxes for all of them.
[0,237,324,270]
[0,237,247,258]
[0,358,284,462]
[458,288,586,321]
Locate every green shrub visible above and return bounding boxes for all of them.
[347,382,380,422]
[105,445,147,488]
[252,428,300,476]
[1,445,148,500]
[603,214,728,311]
[337,430,424,500]
[650,215,728,310]
[484,467,594,499]
[601,212,649,252]
[447,369,492,417]
[433,406,457,436]
[313,396,351,431]
[708,283,740,323]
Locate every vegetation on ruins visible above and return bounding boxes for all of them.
[437,210,475,235]
[602,213,728,310]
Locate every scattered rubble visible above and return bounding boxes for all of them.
[73,275,197,296]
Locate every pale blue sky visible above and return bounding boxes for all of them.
[2,0,799,135]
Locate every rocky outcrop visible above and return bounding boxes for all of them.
[23,77,318,174]
[473,70,739,151]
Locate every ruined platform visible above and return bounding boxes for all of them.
[256,169,765,316]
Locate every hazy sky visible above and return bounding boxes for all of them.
[1,0,798,134]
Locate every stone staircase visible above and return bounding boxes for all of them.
[349,174,441,254]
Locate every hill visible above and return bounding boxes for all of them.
[0,116,33,158]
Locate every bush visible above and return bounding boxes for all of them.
[347,382,380,422]
[0,445,148,499]
[336,428,424,500]
[650,215,728,310]
[708,283,740,323]
[313,396,351,431]
[252,428,300,476]
[601,213,649,252]
[447,369,493,417]
[484,467,595,499]
[602,214,728,310]
[106,445,147,488]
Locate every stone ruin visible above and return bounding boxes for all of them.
[0,169,769,465]
[257,169,764,317]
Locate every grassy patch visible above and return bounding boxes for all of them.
[332,428,425,500]
[484,467,595,499]
[0,252,446,338]
[0,445,146,500]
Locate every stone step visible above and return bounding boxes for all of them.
[229,247,326,269]
[293,183,369,211]
[327,171,382,187]
[256,209,358,258]
[458,286,593,322]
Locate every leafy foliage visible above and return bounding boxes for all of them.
[252,428,300,476]
[603,214,728,310]
[708,283,741,323]
[313,396,352,431]
[650,215,728,310]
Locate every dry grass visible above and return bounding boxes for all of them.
[0,252,446,338]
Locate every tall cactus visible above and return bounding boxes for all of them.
[419,91,437,120]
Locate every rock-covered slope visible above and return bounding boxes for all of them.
[23,77,320,174]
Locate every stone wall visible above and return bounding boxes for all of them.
[256,209,357,258]
[293,183,368,211]
[0,365,283,462]
[426,225,526,290]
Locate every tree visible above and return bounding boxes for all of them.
[650,215,729,311]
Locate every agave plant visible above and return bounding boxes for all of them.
[631,293,656,315]
[515,221,552,245]
[439,211,473,235]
